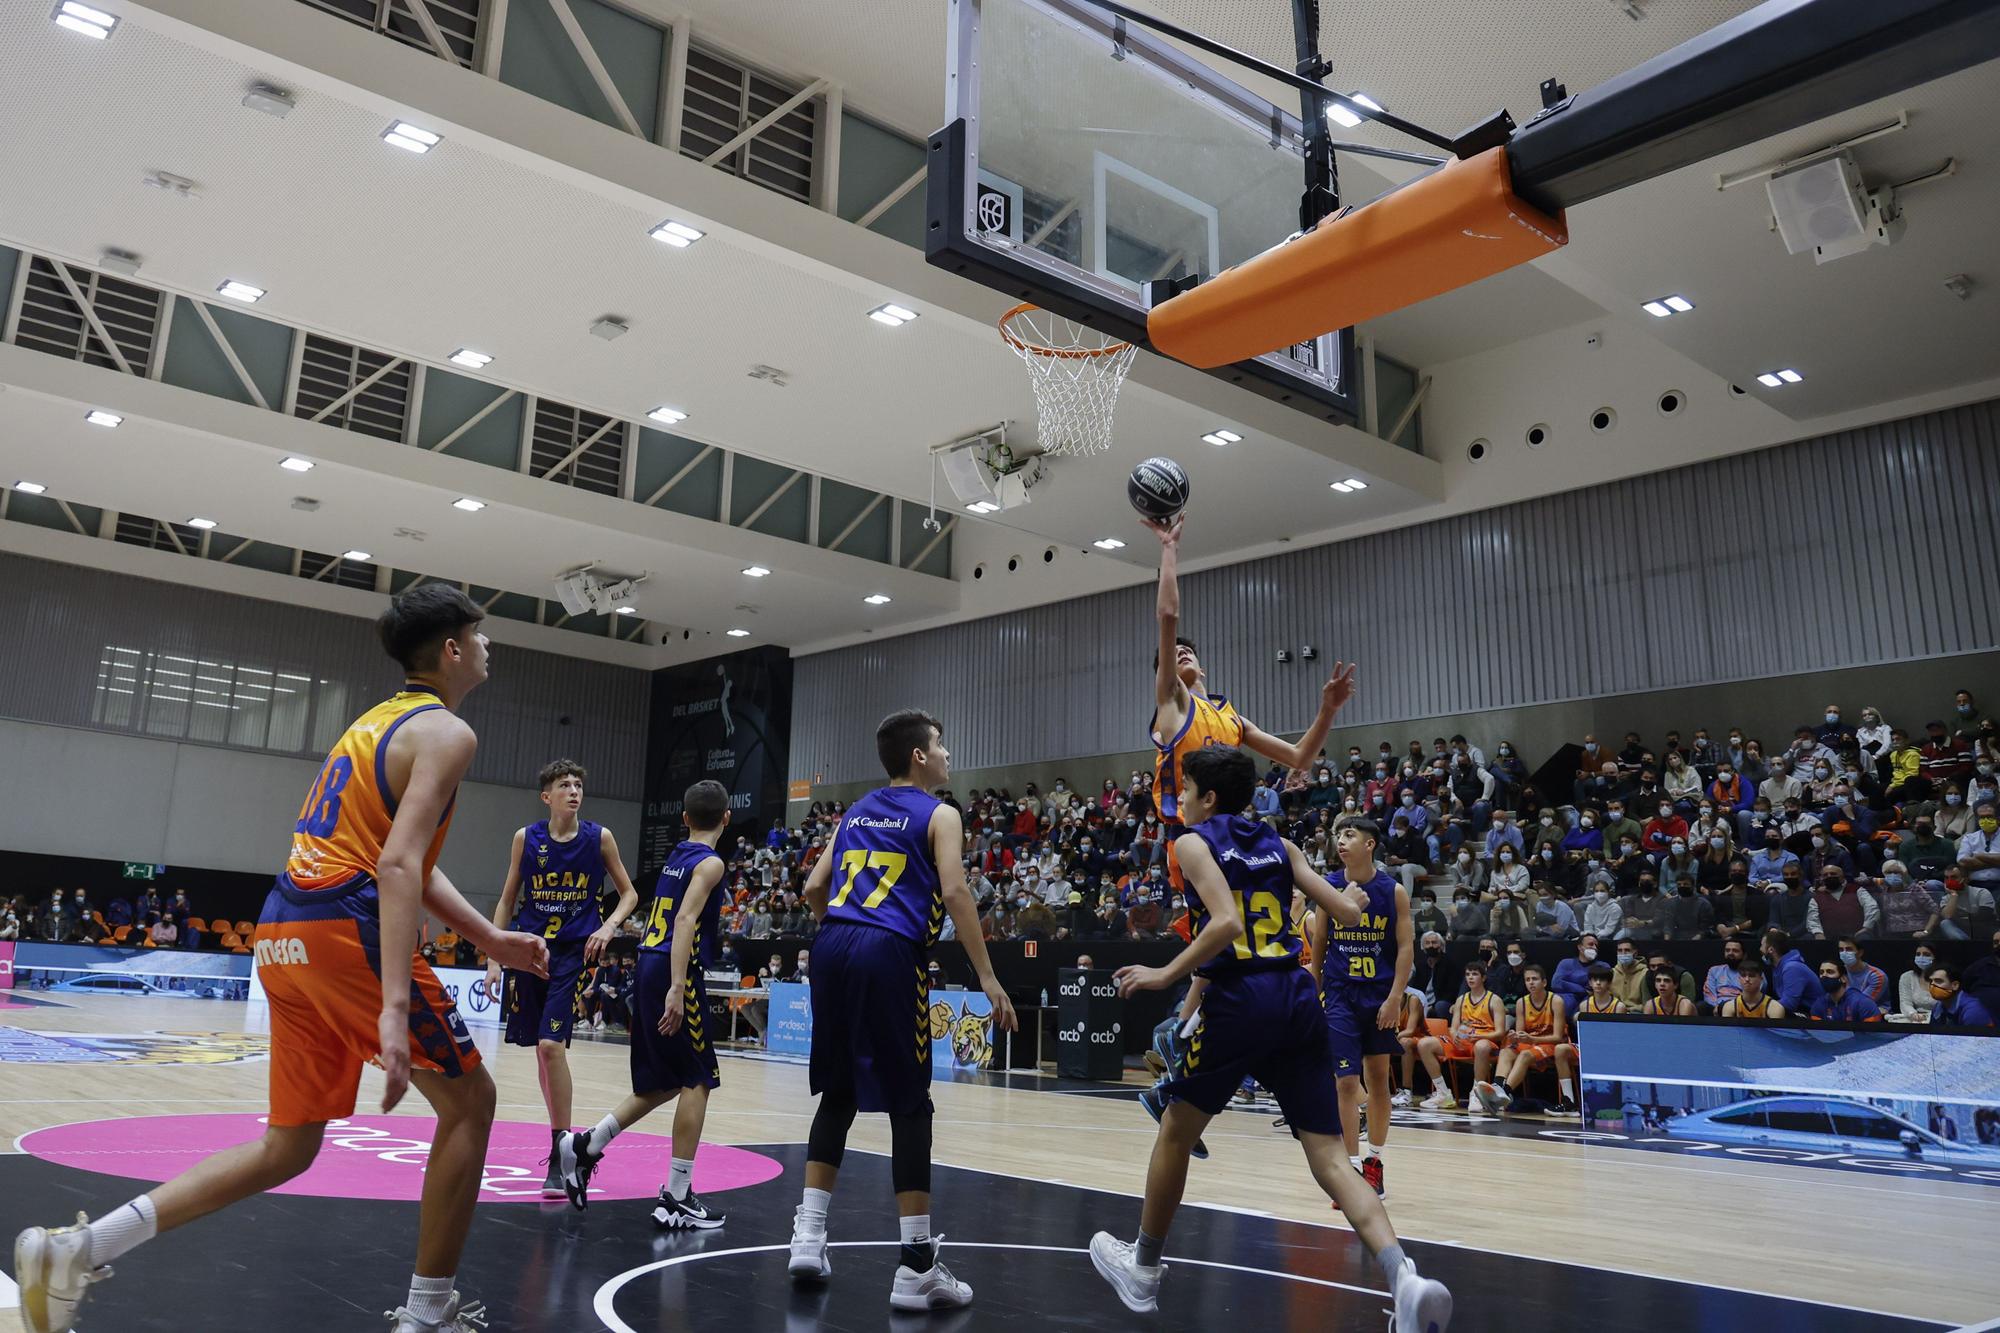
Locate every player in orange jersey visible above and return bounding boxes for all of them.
[12,585,550,1333]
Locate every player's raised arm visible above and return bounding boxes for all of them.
[1239,660,1358,772]
[588,827,644,963]
[376,711,478,1112]
[660,856,724,1036]
[1148,514,1191,735]
[1115,833,1242,997]
[934,802,1017,1032]
[1284,838,1364,927]
[483,827,527,999]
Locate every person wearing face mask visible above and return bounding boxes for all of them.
[1598,801,1643,859]
[1813,704,1854,750]
[1618,874,1668,943]
[1711,859,1768,942]
[1551,935,1601,1010]
[1407,930,1452,1014]
[1608,943,1651,1008]
[1488,847,1530,903]
[1924,782,1974,840]
[1805,867,1877,941]
[1924,962,1996,1028]
[1920,720,1974,790]
[1896,815,1960,881]
[1661,753,1702,812]
[1529,879,1578,939]
[1746,827,1800,893]
[1579,877,1624,939]
[1870,860,1934,938]
[1559,809,1603,862]
[1445,884,1487,942]
[1955,800,2000,897]
[1804,821,1857,881]
[1896,946,1941,1018]
[1827,936,1887,1003]
[1658,867,1713,941]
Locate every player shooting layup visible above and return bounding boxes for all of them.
[12,584,550,1333]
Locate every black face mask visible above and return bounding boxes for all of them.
[1422,946,1443,957]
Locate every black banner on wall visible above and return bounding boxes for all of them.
[639,645,793,881]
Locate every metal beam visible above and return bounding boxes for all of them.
[735,469,804,531]
[53,499,91,537]
[475,0,507,76]
[824,492,887,553]
[157,520,190,557]
[546,0,647,137]
[49,263,134,376]
[218,537,254,565]
[1027,200,1078,250]
[905,513,956,570]
[307,355,408,424]
[395,0,460,65]
[537,415,620,482]
[700,78,829,167]
[663,14,691,152]
[856,165,926,229]
[642,444,716,506]
[187,299,271,409]
[1384,373,1431,449]
[815,83,843,213]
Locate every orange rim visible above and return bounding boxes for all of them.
[997,302,1135,360]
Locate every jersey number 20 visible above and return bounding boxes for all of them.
[829,850,907,909]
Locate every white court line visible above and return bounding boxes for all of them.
[0,1268,17,1311]
[1949,1319,2000,1333]
[591,1241,1388,1333]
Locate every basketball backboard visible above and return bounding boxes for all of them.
[927,0,1358,424]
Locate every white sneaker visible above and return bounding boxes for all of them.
[1487,1083,1513,1112]
[1392,1264,1453,1333]
[1390,1089,1413,1109]
[889,1237,972,1311]
[382,1291,489,1332]
[1470,1081,1498,1114]
[1088,1231,1163,1314]
[788,1212,831,1283]
[14,1213,111,1333]
[1419,1088,1457,1111]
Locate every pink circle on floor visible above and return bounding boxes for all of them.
[19,1115,784,1203]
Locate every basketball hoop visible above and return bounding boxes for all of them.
[998,303,1137,458]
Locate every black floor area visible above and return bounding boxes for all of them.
[0,1144,1947,1332]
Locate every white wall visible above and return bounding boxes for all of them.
[0,718,641,915]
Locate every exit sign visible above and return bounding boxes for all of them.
[121,862,158,880]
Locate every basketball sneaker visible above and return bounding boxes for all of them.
[1554,1096,1581,1117]
[1392,1263,1453,1333]
[1419,1087,1457,1111]
[888,1236,972,1311]
[13,1213,111,1333]
[1390,1089,1413,1109]
[652,1186,726,1230]
[1471,1081,1510,1114]
[541,1129,565,1200]
[788,1209,832,1283]
[1361,1154,1386,1200]
[1088,1232,1163,1314]
[383,1291,489,1332]
[1138,1083,1208,1160]
[1143,1049,1168,1077]
[558,1129,603,1211]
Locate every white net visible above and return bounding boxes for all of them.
[999,304,1138,457]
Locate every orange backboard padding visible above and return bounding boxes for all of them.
[1146,147,1567,370]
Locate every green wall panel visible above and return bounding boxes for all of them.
[417,369,524,469]
[499,0,665,139]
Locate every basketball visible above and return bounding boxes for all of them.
[1127,457,1191,521]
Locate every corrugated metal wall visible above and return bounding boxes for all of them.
[794,398,2000,785]
[0,554,651,799]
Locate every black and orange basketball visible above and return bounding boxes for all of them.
[1127,456,1190,521]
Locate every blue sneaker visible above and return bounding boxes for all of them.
[1139,1083,1209,1160]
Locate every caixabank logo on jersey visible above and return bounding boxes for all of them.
[0,1029,269,1065]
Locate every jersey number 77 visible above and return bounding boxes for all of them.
[829,850,907,910]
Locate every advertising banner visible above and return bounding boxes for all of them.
[248,961,502,1031]
[1055,967,1125,1079]
[639,646,794,881]
[0,940,14,988]
[767,981,814,1056]
[763,983,999,1076]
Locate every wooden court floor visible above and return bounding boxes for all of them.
[1,992,1992,1330]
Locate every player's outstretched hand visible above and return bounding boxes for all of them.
[1322,660,1358,714]
[480,961,503,1004]
[984,978,1019,1033]
[490,930,550,979]
[659,987,684,1036]
[583,923,616,964]
[1141,513,1185,548]
[1113,964,1170,998]
[377,1008,412,1113]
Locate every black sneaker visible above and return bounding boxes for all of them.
[652,1186,726,1230]
[560,1130,602,1211]
[1554,1097,1581,1117]
[542,1130,565,1200]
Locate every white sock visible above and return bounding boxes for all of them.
[1348,1154,1365,1170]
[899,1213,931,1252]
[1363,1142,1382,1160]
[1559,1077,1576,1102]
[85,1195,157,1267]
[587,1112,622,1156]
[668,1156,694,1201]
[797,1186,832,1234]
[406,1273,453,1324]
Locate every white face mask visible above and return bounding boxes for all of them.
[1458,853,1472,865]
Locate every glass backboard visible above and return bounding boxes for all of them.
[928,0,1354,422]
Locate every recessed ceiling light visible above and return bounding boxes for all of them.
[742,566,770,578]
[340,549,371,561]
[14,481,48,494]
[382,121,441,153]
[1777,368,1802,383]
[448,348,492,369]
[85,409,122,428]
[726,628,751,637]
[216,279,265,303]
[868,303,918,327]
[1642,300,1671,318]
[1343,478,1368,490]
[1756,373,1783,388]
[53,1,116,38]
[965,501,1000,514]
[1663,295,1694,313]
[279,455,314,472]
[863,593,892,605]
[649,220,705,247]
[613,605,637,616]
[451,497,486,512]
[648,406,688,425]
[1329,481,1354,493]
[1201,428,1242,446]
[1326,91,1382,130]
[186,517,218,530]
[1093,537,1125,550]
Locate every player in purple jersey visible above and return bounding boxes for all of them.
[790,709,1018,1312]
[480,759,641,1196]
[559,780,731,1229]
[1307,815,1413,1202]
[1091,748,1451,1333]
